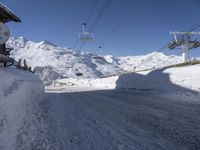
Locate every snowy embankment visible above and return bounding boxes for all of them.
[0,68,44,150]
[49,76,118,90]
[50,64,200,94]
[116,64,200,93]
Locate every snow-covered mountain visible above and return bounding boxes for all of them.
[104,52,183,72]
[7,37,183,84]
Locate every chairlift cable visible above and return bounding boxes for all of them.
[134,23,200,70]
[154,51,183,70]
[135,45,168,69]
[80,0,112,51]
[174,23,200,41]
[72,0,100,50]
[89,0,112,32]
[79,41,85,51]
[85,0,99,26]
[96,6,135,52]
[72,39,79,50]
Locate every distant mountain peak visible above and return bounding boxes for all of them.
[39,40,57,47]
[9,37,58,47]
[9,36,28,42]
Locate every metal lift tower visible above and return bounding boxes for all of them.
[168,31,200,63]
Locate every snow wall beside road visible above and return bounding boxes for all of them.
[116,65,200,93]
[0,68,44,150]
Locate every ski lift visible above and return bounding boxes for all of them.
[168,41,177,49]
[76,72,83,76]
[92,46,104,60]
[191,40,200,48]
[92,55,104,60]
[190,35,200,48]
[79,23,94,42]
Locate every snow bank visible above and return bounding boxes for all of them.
[50,76,119,90]
[0,68,44,150]
[116,64,200,93]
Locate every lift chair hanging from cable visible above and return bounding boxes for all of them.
[79,23,94,42]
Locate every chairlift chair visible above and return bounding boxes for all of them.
[189,35,200,48]
[168,41,177,49]
[79,23,94,42]
[92,46,104,60]
[191,40,200,48]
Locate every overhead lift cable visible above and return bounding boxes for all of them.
[101,23,200,78]
[85,0,99,26]
[72,0,99,50]
[133,23,200,71]
[155,51,183,70]
[96,6,136,54]
[79,0,112,50]
[89,0,112,32]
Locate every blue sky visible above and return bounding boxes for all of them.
[2,0,200,57]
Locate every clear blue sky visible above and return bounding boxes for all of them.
[2,0,200,57]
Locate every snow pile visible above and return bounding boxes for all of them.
[50,76,118,90]
[8,37,184,85]
[0,68,44,150]
[116,64,200,93]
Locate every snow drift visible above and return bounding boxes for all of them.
[0,68,44,150]
[116,64,200,93]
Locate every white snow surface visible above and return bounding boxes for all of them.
[116,64,200,92]
[8,37,184,85]
[40,88,200,150]
[43,65,200,150]
[8,37,123,84]
[0,68,44,150]
[2,37,200,149]
[51,64,200,93]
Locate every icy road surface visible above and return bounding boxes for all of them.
[34,88,200,150]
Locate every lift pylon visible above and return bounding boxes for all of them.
[168,31,200,63]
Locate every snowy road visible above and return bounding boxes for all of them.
[33,89,200,150]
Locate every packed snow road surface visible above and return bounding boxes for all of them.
[36,88,200,150]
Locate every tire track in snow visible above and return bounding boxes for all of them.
[40,90,200,150]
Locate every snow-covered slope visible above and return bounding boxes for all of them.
[105,52,183,72]
[8,37,124,84]
[8,37,184,84]
[51,64,200,94]
[0,68,44,150]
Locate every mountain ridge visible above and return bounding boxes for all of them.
[7,37,183,85]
